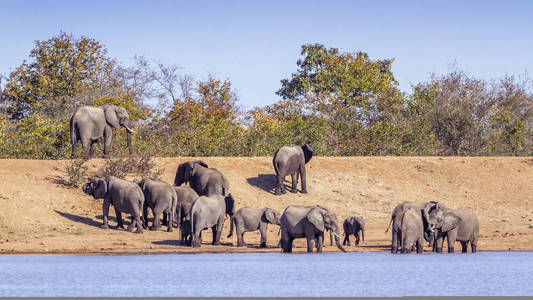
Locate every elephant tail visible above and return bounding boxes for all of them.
[227,215,234,238]
[384,217,393,233]
[70,116,77,144]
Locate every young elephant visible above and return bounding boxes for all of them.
[189,194,235,247]
[428,207,479,253]
[173,186,199,228]
[343,216,365,246]
[82,176,144,233]
[272,144,314,195]
[180,219,193,246]
[136,178,177,232]
[280,205,346,253]
[400,207,428,254]
[227,207,281,247]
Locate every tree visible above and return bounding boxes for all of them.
[4,31,117,120]
[411,69,492,155]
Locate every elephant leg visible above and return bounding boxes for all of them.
[290,173,298,193]
[259,223,267,248]
[133,212,143,234]
[237,230,245,247]
[317,234,324,252]
[103,126,112,158]
[274,172,282,195]
[355,232,360,246]
[89,140,98,157]
[471,242,477,253]
[306,237,315,252]
[391,228,399,254]
[447,230,457,253]
[114,208,124,230]
[299,167,307,193]
[71,135,78,158]
[166,208,174,232]
[213,216,224,245]
[101,198,111,229]
[343,234,349,246]
[81,138,91,159]
[461,241,468,253]
[142,202,149,229]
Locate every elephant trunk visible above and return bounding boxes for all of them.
[227,215,234,238]
[333,231,346,252]
[126,129,133,155]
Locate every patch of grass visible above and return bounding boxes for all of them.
[60,158,90,188]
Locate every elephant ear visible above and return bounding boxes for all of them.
[307,207,325,232]
[93,178,108,199]
[442,209,463,232]
[264,208,277,224]
[104,105,120,129]
[184,162,195,182]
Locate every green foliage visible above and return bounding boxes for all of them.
[4,31,116,120]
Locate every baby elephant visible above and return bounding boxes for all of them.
[180,219,193,246]
[82,176,144,233]
[227,207,281,247]
[136,178,177,232]
[343,216,365,246]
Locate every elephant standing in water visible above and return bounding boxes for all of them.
[280,205,346,253]
[189,194,235,247]
[400,207,429,254]
[428,206,479,253]
[136,178,177,232]
[386,201,438,253]
[82,176,144,233]
[343,216,365,246]
[70,104,134,158]
[227,207,281,247]
[174,160,230,197]
[273,144,314,195]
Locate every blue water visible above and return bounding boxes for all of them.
[0,252,531,296]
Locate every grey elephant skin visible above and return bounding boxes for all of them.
[399,207,429,253]
[386,201,438,253]
[174,160,229,196]
[136,178,177,232]
[172,186,199,228]
[227,207,281,247]
[70,104,134,158]
[343,216,365,246]
[280,205,346,253]
[180,219,193,246]
[428,206,479,253]
[273,144,313,195]
[82,176,144,233]
[189,194,235,247]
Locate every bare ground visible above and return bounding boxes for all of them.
[0,157,531,254]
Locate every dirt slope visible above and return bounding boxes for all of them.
[0,157,531,254]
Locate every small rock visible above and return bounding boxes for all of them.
[40,241,46,245]
[360,192,366,196]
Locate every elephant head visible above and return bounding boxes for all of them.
[82,177,108,199]
[102,104,134,154]
[224,194,235,216]
[428,207,463,233]
[263,208,281,225]
[307,207,346,252]
[174,160,209,186]
[301,143,314,164]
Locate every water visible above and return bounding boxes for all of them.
[0,252,531,297]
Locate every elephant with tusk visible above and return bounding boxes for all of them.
[70,104,134,158]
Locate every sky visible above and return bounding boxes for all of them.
[1,0,532,109]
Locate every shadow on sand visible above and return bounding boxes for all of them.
[54,210,102,228]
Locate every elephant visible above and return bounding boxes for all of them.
[427,206,479,253]
[189,193,235,247]
[342,216,365,246]
[82,176,144,233]
[279,205,346,253]
[180,219,193,246]
[399,207,429,254]
[174,160,230,197]
[172,186,199,228]
[70,104,134,158]
[135,178,177,232]
[227,207,281,247]
[385,201,438,253]
[273,144,314,195]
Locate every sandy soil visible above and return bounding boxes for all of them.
[0,156,531,255]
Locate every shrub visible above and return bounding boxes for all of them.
[61,158,90,188]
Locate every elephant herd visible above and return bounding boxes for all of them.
[73,104,479,254]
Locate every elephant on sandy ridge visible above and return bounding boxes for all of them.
[273,144,314,195]
[70,104,134,158]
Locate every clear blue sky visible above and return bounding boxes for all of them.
[1,0,532,109]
